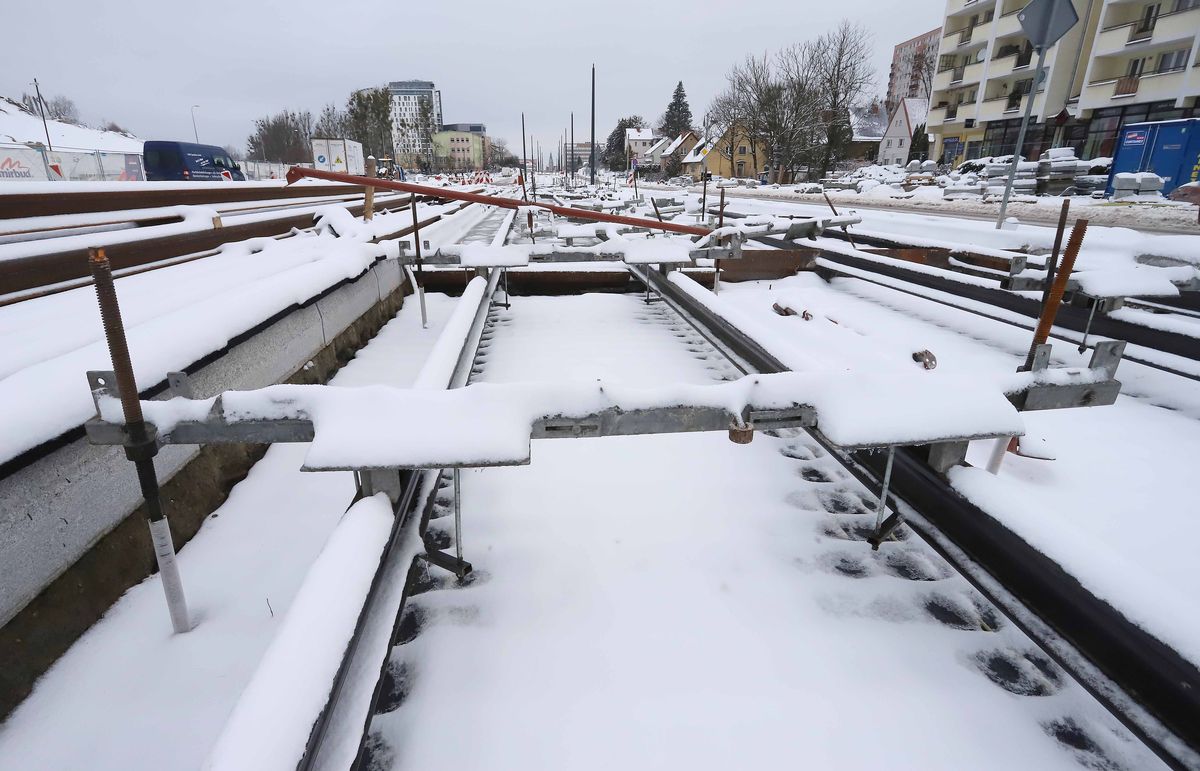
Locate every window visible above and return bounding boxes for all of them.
[1157,49,1189,73]
[899,138,906,147]
[738,145,747,155]
[886,139,893,147]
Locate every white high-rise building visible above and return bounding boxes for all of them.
[926,0,1199,165]
[389,80,443,168]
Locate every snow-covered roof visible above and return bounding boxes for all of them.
[662,131,693,157]
[682,136,711,164]
[850,104,888,143]
[902,98,929,132]
[0,96,142,153]
[642,137,670,158]
[625,127,654,142]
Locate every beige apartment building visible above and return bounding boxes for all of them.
[928,0,1199,164]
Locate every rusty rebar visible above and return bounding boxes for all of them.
[288,166,711,237]
[89,248,144,425]
[1022,218,1088,371]
[88,247,191,632]
[1041,198,1071,308]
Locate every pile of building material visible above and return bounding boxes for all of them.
[983,156,1038,197]
[1112,172,1164,200]
[1037,148,1080,196]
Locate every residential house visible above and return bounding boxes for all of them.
[660,131,700,175]
[641,137,671,171]
[624,128,657,168]
[878,98,931,165]
[848,102,889,161]
[682,125,766,180]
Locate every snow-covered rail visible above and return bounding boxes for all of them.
[5,182,1198,770]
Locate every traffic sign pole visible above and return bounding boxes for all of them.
[995,45,1048,229]
[994,0,1078,229]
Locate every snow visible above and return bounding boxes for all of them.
[740,272,1200,669]
[203,494,394,771]
[0,96,142,153]
[367,290,1162,771]
[0,292,459,771]
[0,201,471,466]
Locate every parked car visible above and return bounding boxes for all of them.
[1168,182,1200,206]
[143,141,246,182]
[667,176,693,186]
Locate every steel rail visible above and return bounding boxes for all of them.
[298,268,503,771]
[286,167,714,237]
[0,183,374,219]
[0,197,454,298]
[752,234,1200,363]
[628,264,1200,771]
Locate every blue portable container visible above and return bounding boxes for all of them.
[1106,119,1200,196]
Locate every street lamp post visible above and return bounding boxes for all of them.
[190,105,200,143]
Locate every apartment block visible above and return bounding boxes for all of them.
[432,130,485,169]
[388,80,444,168]
[886,27,944,115]
[927,0,1199,165]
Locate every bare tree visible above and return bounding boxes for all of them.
[706,89,746,178]
[800,20,875,177]
[314,103,348,138]
[20,92,80,124]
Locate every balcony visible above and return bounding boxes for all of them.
[1092,6,1200,56]
[1081,66,1190,109]
[989,45,1035,79]
[946,0,996,19]
[945,103,960,121]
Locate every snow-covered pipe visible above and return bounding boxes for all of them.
[203,495,394,771]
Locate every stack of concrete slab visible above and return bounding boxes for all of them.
[984,156,1038,197]
[1038,148,1080,196]
[1112,172,1164,200]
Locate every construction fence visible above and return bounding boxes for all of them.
[0,142,145,182]
[0,143,297,183]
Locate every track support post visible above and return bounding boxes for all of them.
[87,247,191,634]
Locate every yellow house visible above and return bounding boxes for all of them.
[682,124,766,181]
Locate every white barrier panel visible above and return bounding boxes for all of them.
[0,147,49,181]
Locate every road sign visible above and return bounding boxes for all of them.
[1018,0,1079,50]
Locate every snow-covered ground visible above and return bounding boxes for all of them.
[0,96,142,153]
[713,273,1200,671]
[0,199,484,466]
[0,293,457,770]
[646,181,1200,233]
[675,191,1199,302]
[365,291,1162,770]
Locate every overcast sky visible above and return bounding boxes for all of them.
[4,0,945,158]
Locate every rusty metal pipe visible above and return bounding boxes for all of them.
[287,166,712,237]
[1022,218,1088,371]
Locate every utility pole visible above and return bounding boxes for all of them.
[190,105,200,143]
[31,78,52,150]
[590,64,596,187]
[521,113,529,200]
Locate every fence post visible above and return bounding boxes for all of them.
[364,156,376,221]
[36,145,53,180]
